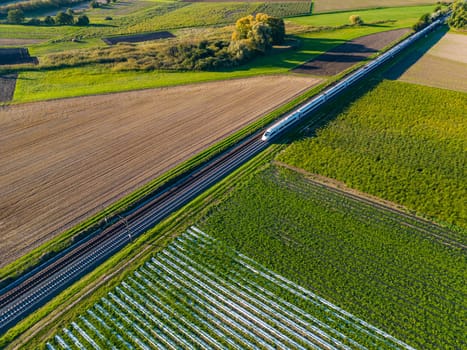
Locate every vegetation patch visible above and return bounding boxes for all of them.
[277,79,467,227]
[200,165,466,349]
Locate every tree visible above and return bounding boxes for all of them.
[448,0,467,29]
[55,11,74,25]
[7,9,25,24]
[349,15,364,25]
[248,21,273,53]
[232,13,285,50]
[44,15,55,25]
[76,14,90,26]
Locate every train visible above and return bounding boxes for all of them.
[261,18,443,142]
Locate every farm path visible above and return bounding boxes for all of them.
[0,74,321,268]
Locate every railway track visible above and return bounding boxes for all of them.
[0,133,267,335]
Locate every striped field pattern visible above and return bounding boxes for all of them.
[46,227,413,349]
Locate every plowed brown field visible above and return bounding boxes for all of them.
[396,33,467,92]
[0,75,321,268]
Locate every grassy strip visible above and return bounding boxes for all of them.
[1,135,278,349]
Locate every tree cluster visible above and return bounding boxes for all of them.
[448,0,467,29]
[412,7,446,31]
[6,8,89,26]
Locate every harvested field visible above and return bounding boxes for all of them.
[0,38,44,46]
[103,31,175,45]
[0,74,321,268]
[0,48,37,65]
[0,74,17,103]
[313,0,438,13]
[395,33,467,92]
[293,28,410,76]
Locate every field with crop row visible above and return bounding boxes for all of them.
[200,165,466,348]
[45,227,412,349]
[278,79,467,227]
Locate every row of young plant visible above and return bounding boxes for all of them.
[199,165,467,349]
[45,227,411,349]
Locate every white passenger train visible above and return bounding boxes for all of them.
[261,18,442,142]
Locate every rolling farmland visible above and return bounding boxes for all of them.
[0,74,321,269]
[200,165,466,348]
[44,227,413,350]
[278,79,467,227]
[395,33,467,92]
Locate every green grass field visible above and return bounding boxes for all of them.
[290,4,438,27]
[200,165,466,349]
[277,80,467,227]
[312,0,439,13]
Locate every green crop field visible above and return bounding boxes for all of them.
[290,4,438,27]
[278,80,467,227]
[200,165,466,349]
[312,0,439,13]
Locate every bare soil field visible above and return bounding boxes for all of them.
[0,74,17,103]
[293,28,410,76]
[0,48,37,65]
[0,38,44,46]
[313,0,438,13]
[0,74,321,268]
[396,33,467,92]
[103,31,175,45]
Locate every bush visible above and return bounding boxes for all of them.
[7,9,24,23]
[76,14,89,26]
[44,15,54,25]
[349,15,364,25]
[55,11,74,25]
[26,18,41,25]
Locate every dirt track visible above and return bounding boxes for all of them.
[0,75,321,268]
[293,28,410,76]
